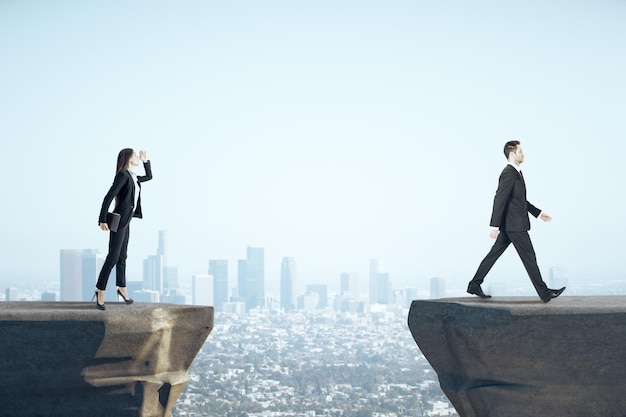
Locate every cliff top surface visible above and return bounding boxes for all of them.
[417,295,626,315]
[0,301,214,321]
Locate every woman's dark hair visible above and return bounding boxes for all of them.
[503,140,520,159]
[116,148,135,174]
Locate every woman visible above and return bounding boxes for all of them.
[94,148,152,310]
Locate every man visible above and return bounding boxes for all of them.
[467,140,565,302]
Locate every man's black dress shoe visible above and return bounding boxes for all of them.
[542,287,566,303]
[467,285,491,298]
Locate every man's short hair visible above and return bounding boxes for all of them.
[504,140,520,159]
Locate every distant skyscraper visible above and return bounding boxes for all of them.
[209,260,228,312]
[280,257,296,312]
[430,277,446,299]
[157,229,168,268]
[336,272,360,313]
[6,287,18,301]
[143,229,174,295]
[81,249,104,302]
[266,294,280,312]
[298,292,319,311]
[376,273,392,304]
[60,249,84,301]
[62,249,118,302]
[404,288,419,308]
[163,266,179,291]
[369,259,379,304]
[143,254,163,293]
[549,266,569,289]
[393,289,407,307]
[306,284,328,309]
[237,259,247,305]
[247,246,265,308]
[238,246,265,310]
[193,274,213,306]
[340,272,358,296]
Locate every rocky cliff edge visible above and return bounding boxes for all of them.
[408,296,626,417]
[0,301,214,417]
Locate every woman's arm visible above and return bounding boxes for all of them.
[98,171,127,224]
[137,150,152,182]
[138,161,152,182]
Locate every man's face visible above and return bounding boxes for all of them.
[511,145,524,165]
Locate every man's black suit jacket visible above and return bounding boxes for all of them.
[490,164,541,232]
[98,161,152,229]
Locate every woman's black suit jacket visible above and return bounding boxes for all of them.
[98,161,153,229]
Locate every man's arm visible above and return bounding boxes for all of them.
[489,168,516,229]
[528,202,551,222]
[527,202,541,218]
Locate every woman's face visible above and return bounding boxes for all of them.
[129,151,140,167]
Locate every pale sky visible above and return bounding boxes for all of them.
[1,0,625,295]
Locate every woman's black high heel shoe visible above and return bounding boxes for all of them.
[117,288,134,304]
[92,290,106,311]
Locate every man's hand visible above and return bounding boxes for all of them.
[490,229,500,239]
[100,223,109,231]
[540,213,552,222]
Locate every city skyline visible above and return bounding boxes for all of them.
[9,238,626,306]
[11,232,626,301]
[12,243,626,303]
[21,232,626,306]
[2,1,626,293]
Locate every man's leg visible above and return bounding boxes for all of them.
[468,231,511,289]
[508,231,551,300]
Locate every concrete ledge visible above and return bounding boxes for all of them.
[0,302,214,417]
[407,296,626,417]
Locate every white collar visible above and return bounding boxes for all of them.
[507,162,522,173]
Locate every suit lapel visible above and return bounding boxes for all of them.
[124,170,135,205]
[507,165,524,182]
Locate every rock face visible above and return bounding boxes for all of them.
[408,296,626,417]
[0,302,214,417]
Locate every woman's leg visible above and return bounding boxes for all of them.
[96,227,128,291]
[115,225,131,288]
